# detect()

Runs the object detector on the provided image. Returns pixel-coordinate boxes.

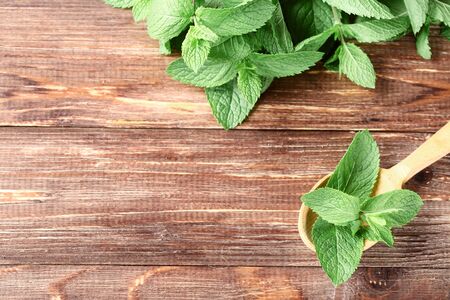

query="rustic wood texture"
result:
[1,0,450,298]
[0,0,449,131]
[0,266,448,300]
[0,128,448,267]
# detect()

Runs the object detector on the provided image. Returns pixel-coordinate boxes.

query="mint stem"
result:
[331,7,341,25]
[331,7,346,44]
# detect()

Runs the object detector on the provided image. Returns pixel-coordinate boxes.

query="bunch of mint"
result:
[300,130,424,286]
[104,0,450,129]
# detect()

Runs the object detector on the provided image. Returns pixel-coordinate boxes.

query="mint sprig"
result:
[301,130,424,286]
[104,0,450,129]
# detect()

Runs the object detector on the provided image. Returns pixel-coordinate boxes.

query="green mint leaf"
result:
[404,0,429,34]
[196,0,276,36]
[104,0,135,8]
[365,214,386,226]
[167,58,238,88]
[342,15,411,43]
[282,0,334,43]
[430,0,450,27]
[302,187,360,225]
[159,40,172,55]
[195,0,206,9]
[442,26,450,40]
[248,51,323,77]
[326,130,380,199]
[261,76,274,93]
[324,47,341,72]
[364,208,400,217]
[323,0,393,19]
[416,18,432,59]
[204,0,245,8]
[295,28,335,51]
[237,65,262,103]
[312,218,364,286]
[361,190,424,227]
[257,0,294,54]
[349,220,362,236]
[182,27,212,72]
[362,220,394,247]
[338,43,376,88]
[210,35,254,62]
[189,25,220,42]
[132,0,152,22]
[206,79,258,129]
[378,0,408,16]
[147,0,194,41]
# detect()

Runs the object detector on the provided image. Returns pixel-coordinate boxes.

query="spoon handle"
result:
[390,121,450,184]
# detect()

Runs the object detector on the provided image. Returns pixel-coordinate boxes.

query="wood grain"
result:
[0,0,449,131]
[0,128,448,266]
[0,266,448,299]
[1,0,450,297]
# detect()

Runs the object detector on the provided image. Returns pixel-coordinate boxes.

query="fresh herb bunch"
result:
[301,130,424,286]
[104,0,450,129]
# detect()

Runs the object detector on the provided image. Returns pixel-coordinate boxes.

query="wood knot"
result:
[412,167,433,185]
[363,268,401,293]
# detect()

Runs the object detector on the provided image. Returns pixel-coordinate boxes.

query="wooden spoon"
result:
[298,122,450,252]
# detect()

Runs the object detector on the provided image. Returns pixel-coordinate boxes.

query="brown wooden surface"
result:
[0,266,448,300]
[1,0,450,131]
[0,0,449,299]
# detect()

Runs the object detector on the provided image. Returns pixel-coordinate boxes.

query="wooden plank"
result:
[0,0,449,131]
[0,128,448,266]
[0,265,448,299]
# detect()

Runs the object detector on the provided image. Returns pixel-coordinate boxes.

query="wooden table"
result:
[0,1,449,299]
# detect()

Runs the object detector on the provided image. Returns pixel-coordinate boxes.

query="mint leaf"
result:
[132,0,151,22]
[430,0,450,27]
[167,58,238,88]
[349,220,362,235]
[188,24,220,42]
[361,190,424,227]
[324,47,341,72]
[302,187,360,225]
[257,0,294,54]
[312,218,364,286]
[365,214,386,226]
[362,220,394,247]
[182,26,212,72]
[364,208,400,217]
[282,0,334,43]
[196,0,276,36]
[338,43,376,88]
[204,0,245,8]
[147,0,194,41]
[237,65,262,103]
[323,0,394,19]
[104,0,135,8]
[342,15,411,43]
[416,18,432,59]
[442,26,450,40]
[209,35,254,62]
[261,76,274,93]
[295,28,335,51]
[404,0,429,34]
[159,40,172,55]
[326,130,379,199]
[248,51,323,77]
[206,79,258,129]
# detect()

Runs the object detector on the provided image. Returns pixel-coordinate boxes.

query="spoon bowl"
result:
[298,122,450,252]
